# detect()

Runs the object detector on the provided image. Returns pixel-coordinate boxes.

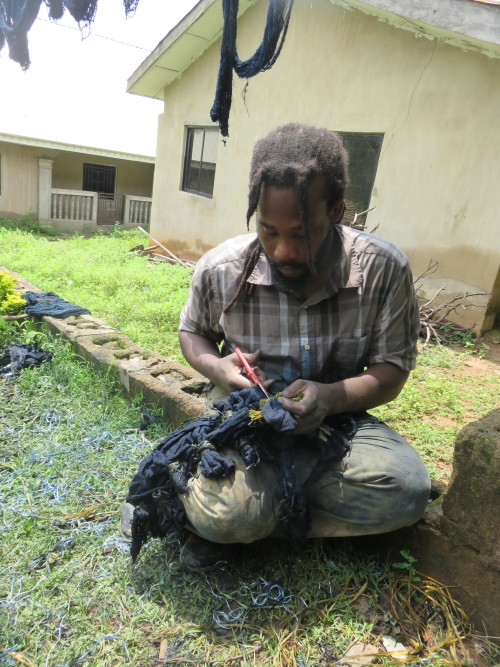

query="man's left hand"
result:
[280,380,333,434]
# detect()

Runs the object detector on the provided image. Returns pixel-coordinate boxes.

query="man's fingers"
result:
[282,380,307,399]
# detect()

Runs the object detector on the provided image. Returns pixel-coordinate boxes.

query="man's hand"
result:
[178,331,268,394]
[213,349,268,394]
[280,380,333,434]
[280,363,410,435]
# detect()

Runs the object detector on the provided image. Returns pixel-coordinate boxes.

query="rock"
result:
[386,409,500,637]
[441,408,500,562]
[342,642,379,666]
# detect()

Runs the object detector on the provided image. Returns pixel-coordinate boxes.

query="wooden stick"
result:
[140,244,160,254]
[137,226,189,268]
[149,253,176,264]
[2,313,28,321]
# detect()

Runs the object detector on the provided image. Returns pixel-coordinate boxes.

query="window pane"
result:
[190,130,204,162]
[202,130,218,166]
[340,133,383,214]
[182,128,218,197]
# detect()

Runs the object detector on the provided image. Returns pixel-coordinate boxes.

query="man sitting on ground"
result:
[124,123,430,570]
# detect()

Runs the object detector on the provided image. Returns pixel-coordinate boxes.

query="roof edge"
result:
[0,132,155,162]
[127,0,218,96]
[330,0,500,57]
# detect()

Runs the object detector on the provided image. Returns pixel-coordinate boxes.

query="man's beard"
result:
[264,225,336,295]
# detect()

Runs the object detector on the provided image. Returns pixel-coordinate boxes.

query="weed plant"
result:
[0,323,496,665]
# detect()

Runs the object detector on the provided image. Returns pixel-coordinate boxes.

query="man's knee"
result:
[180,451,278,544]
[308,422,431,535]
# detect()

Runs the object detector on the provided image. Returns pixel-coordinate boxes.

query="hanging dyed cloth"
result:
[0,0,140,69]
[210,0,295,137]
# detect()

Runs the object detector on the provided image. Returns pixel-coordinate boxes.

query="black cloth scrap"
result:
[22,291,90,318]
[0,343,52,377]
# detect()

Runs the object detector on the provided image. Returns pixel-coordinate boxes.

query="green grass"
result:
[1,220,498,665]
[0,223,191,363]
[1,220,497,483]
[1,325,495,666]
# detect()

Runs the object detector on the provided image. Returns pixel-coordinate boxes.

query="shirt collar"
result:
[247,248,273,285]
[329,225,363,293]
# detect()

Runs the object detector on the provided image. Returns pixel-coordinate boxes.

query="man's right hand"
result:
[215,349,267,393]
[178,331,267,394]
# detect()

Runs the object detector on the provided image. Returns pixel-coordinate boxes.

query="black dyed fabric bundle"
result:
[22,291,90,319]
[0,343,52,377]
[0,0,140,69]
[126,387,356,561]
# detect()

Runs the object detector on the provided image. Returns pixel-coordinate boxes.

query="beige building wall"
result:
[0,140,154,227]
[151,0,500,330]
[0,142,39,218]
[52,154,154,196]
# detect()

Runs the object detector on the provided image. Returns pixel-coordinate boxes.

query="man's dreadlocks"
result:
[224,123,349,313]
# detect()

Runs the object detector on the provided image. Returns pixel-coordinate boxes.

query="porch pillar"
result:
[123,195,131,225]
[38,158,54,221]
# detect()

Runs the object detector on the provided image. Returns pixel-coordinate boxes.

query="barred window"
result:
[83,163,116,194]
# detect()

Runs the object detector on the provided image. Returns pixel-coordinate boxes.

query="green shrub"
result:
[0,270,25,314]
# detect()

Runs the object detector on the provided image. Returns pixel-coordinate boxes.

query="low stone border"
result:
[1,266,206,425]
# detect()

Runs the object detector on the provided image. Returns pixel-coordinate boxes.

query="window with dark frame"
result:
[339,133,383,216]
[182,128,218,197]
[83,163,116,194]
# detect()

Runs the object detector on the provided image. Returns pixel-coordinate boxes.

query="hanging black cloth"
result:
[210,0,294,137]
[0,0,140,69]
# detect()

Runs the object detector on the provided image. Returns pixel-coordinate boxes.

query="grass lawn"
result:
[0,220,499,665]
[1,326,496,666]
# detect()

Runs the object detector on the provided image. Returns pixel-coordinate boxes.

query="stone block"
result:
[441,409,500,560]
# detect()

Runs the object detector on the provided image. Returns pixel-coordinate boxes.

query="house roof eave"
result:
[126,0,257,101]
[330,0,500,58]
[0,132,155,163]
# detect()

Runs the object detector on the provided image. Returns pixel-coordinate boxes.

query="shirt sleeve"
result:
[179,259,224,344]
[368,258,420,371]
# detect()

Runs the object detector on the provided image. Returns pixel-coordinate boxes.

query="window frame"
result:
[182,126,218,198]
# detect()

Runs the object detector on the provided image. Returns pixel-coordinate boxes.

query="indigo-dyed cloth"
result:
[22,291,90,318]
[0,344,52,377]
[126,387,354,561]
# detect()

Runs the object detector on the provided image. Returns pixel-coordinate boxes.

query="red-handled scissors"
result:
[234,347,271,399]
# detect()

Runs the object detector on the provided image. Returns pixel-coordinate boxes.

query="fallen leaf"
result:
[159,638,169,661]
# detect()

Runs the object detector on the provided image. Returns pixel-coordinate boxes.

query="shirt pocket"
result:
[326,333,371,381]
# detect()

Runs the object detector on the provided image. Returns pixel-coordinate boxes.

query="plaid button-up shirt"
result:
[179,225,419,390]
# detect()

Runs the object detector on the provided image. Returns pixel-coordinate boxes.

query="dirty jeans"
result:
[179,388,431,544]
